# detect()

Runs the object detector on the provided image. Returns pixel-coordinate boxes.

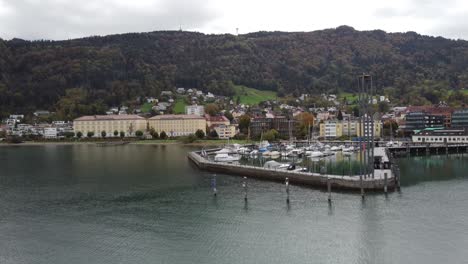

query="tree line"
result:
[1,26,468,119]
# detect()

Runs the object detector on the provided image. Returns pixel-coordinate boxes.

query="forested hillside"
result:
[1,25,468,118]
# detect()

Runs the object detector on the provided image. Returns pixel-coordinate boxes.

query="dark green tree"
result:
[135,130,144,137]
[160,131,168,139]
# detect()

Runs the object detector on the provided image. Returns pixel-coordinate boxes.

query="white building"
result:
[185,105,205,116]
[43,127,58,139]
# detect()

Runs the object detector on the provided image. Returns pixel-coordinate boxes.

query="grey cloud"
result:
[429,14,468,40]
[0,0,218,40]
[374,0,458,18]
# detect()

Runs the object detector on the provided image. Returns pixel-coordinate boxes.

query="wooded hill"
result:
[1,25,468,119]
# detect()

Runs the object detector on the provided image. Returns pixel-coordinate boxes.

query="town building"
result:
[43,127,58,139]
[412,128,468,143]
[185,105,205,116]
[451,108,468,128]
[33,110,50,117]
[400,106,453,134]
[356,117,383,139]
[319,120,343,138]
[213,124,237,139]
[148,115,206,137]
[319,118,382,139]
[73,115,147,137]
[250,117,296,139]
[205,115,230,127]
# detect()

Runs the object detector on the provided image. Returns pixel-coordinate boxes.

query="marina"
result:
[189,142,396,192]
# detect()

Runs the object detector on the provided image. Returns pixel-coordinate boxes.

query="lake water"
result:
[1,144,467,264]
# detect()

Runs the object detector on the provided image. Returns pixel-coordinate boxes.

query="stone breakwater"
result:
[188,148,395,192]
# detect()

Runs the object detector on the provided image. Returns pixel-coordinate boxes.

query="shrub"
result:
[87,131,95,138]
[76,131,83,138]
[63,132,75,139]
[195,129,205,139]
[120,131,125,138]
[208,130,219,139]
[160,131,167,139]
[101,131,107,138]
[114,130,119,137]
[135,130,144,137]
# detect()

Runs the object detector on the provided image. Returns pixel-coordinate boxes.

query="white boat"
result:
[323,149,334,156]
[291,148,304,156]
[269,151,281,157]
[215,148,232,154]
[237,147,251,155]
[214,153,241,162]
[263,160,289,169]
[330,146,341,151]
[307,151,324,158]
[258,140,270,149]
[249,150,259,157]
[342,146,355,152]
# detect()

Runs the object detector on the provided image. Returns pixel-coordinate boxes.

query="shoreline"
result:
[0,139,252,147]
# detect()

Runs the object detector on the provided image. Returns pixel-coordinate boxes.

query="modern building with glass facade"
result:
[451,108,468,128]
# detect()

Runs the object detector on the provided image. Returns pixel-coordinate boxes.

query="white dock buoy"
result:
[327,177,332,203]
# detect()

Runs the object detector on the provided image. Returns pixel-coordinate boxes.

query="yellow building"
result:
[356,119,382,138]
[320,120,344,138]
[73,115,147,137]
[319,119,381,139]
[148,115,206,137]
[214,124,237,139]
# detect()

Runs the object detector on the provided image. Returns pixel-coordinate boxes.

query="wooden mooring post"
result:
[327,177,332,203]
[242,176,248,201]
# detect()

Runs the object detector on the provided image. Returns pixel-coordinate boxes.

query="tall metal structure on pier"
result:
[357,74,375,195]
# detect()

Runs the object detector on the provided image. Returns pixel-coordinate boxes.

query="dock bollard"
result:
[211,174,217,196]
[285,177,290,204]
[243,176,248,201]
[327,177,332,203]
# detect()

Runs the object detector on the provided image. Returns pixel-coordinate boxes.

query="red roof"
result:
[205,114,229,122]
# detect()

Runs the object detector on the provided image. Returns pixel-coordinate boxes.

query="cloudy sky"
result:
[0,0,467,40]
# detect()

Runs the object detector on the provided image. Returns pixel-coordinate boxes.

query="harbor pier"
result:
[188,147,395,192]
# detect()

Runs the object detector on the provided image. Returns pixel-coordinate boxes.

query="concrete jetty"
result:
[188,148,395,192]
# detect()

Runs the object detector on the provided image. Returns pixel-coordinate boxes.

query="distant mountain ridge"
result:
[1,25,468,116]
